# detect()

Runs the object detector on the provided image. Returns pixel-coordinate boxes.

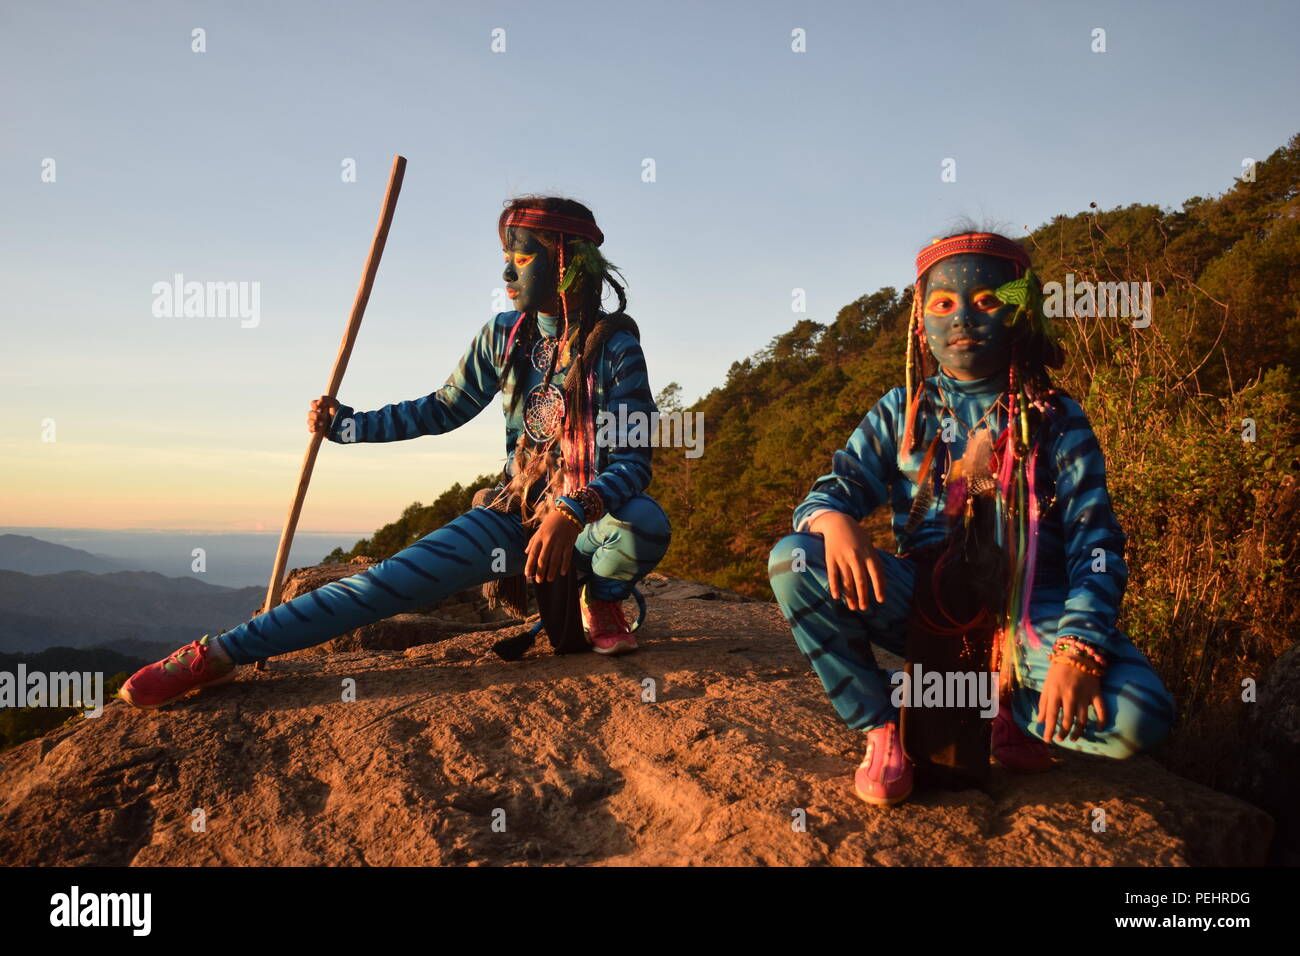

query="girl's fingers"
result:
[866,551,887,605]
[1091,694,1108,728]
[827,557,842,602]
[1036,689,1057,733]
[1059,695,1077,741]
[1052,704,1066,741]
[849,558,869,612]
[1062,694,1078,740]
[833,560,850,609]
[524,537,540,581]
[1072,700,1090,740]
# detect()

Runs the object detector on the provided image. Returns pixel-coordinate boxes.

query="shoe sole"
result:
[118,669,237,710]
[592,638,638,656]
[854,780,913,807]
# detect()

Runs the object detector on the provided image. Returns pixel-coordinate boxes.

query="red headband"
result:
[915,233,1030,278]
[501,207,604,246]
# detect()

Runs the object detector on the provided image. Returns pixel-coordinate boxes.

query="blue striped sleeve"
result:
[792,388,905,530]
[327,316,506,444]
[587,330,654,515]
[1048,398,1127,656]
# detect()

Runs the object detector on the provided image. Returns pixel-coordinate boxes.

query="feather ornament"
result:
[904,434,941,534]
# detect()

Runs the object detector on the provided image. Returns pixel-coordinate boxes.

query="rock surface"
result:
[0,572,1274,866]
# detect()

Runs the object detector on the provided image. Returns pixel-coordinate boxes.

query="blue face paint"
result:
[503,226,556,315]
[921,254,1018,380]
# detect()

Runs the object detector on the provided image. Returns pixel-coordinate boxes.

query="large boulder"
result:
[0,577,1273,866]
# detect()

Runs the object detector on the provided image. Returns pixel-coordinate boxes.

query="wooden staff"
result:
[257,155,407,665]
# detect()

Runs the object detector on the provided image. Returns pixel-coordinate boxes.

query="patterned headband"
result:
[915,233,1031,278]
[501,208,604,246]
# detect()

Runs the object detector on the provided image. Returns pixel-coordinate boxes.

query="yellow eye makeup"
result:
[502,251,537,268]
[926,292,956,315]
[926,290,1003,315]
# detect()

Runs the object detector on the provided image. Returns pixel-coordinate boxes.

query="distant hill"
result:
[0,569,262,654]
[0,534,129,575]
[0,646,149,676]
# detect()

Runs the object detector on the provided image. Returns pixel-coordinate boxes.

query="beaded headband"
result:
[500,207,604,246]
[915,232,1030,278]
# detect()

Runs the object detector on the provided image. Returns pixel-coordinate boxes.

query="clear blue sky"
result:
[3,0,1297,532]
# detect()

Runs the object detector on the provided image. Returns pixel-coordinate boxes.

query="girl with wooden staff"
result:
[120,195,670,708]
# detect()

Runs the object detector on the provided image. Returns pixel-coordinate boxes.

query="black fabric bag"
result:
[899,543,998,789]
[471,485,591,660]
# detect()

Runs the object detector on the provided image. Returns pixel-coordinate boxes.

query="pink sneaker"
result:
[118,635,237,709]
[580,592,638,655]
[991,699,1055,772]
[854,721,914,807]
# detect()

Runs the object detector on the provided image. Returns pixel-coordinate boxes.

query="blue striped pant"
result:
[768,532,1175,758]
[217,494,671,664]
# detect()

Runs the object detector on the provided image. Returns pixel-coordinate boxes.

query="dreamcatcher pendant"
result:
[523,383,565,442]
[530,335,558,374]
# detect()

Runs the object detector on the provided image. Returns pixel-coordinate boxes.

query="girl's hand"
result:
[524,510,582,583]
[308,396,340,435]
[808,511,886,612]
[1036,658,1107,742]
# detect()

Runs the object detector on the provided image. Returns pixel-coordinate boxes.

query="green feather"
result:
[559,240,608,293]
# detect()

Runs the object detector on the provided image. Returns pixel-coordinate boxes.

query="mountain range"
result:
[0,534,263,658]
[0,534,131,575]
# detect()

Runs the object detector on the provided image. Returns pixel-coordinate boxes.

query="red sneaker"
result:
[118,635,237,709]
[854,721,914,807]
[991,699,1055,772]
[580,592,638,655]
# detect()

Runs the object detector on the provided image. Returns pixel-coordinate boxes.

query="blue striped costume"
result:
[217,311,670,664]
[768,370,1174,758]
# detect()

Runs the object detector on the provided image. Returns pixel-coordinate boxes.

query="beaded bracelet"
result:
[1053,638,1106,668]
[555,505,584,530]
[569,486,606,523]
[1056,635,1103,657]
[1048,651,1104,679]
[1055,636,1107,668]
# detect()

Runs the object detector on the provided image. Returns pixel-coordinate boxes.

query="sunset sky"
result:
[3,0,1297,533]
